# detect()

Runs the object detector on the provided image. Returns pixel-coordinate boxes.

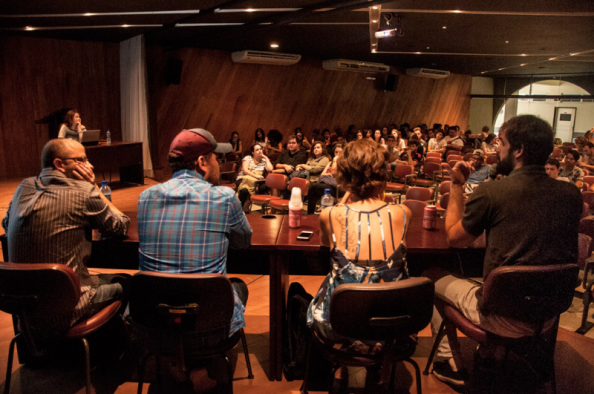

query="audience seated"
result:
[137,128,252,389]
[545,158,570,182]
[428,129,447,155]
[579,141,594,172]
[2,138,130,331]
[307,143,344,214]
[293,141,330,182]
[560,149,584,189]
[307,138,412,389]
[466,150,491,189]
[295,127,311,151]
[273,134,308,177]
[424,115,582,387]
[481,133,498,155]
[267,129,283,154]
[443,127,464,159]
[394,139,422,168]
[236,143,274,211]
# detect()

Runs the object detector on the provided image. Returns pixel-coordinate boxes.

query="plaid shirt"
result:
[138,170,252,335]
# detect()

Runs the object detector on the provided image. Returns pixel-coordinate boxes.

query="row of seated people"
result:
[2,118,583,393]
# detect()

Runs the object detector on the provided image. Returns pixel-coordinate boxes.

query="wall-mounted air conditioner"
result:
[231,50,301,65]
[322,59,390,73]
[405,68,450,79]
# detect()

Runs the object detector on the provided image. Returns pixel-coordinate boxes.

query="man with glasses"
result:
[2,138,130,331]
[273,134,308,175]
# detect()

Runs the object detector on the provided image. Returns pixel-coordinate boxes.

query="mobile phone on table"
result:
[297,231,314,241]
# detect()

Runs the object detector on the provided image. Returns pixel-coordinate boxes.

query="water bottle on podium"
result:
[100,180,112,202]
[288,187,302,228]
[320,189,334,211]
[106,129,111,145]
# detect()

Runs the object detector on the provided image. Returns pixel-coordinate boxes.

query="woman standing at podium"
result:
[58,109,86,141]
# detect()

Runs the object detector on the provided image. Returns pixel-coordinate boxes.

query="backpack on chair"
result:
[283,282,314,381]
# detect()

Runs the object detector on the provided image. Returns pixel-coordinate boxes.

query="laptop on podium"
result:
[80,130,100,146]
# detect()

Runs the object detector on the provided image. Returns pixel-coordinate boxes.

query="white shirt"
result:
[444,135,464,147]
[428,138,447,151]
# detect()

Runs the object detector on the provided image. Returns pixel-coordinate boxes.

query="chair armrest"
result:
[583,256,594,289]
[405,174,417,186]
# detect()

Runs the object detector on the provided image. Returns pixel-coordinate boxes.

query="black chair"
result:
[0,262,122,394]
[128,272,254,394]
[301,278,435,394]
[424,264,578,394]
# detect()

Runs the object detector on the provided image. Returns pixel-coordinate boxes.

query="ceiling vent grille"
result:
[322,59,390,73]
[231,50,301,65]
[406,68,450,79]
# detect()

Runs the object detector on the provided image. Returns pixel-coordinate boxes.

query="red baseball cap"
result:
[169,128,232,161]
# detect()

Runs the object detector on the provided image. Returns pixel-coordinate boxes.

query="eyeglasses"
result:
[61,156,88,163]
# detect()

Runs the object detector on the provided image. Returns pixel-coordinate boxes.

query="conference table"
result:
[1,211,452,381]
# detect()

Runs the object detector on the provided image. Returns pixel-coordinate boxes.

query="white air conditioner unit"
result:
[405,68,450,79]
[231,50,301,65]
[322,59,390,73]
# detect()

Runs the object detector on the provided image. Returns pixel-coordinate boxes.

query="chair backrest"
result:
[579,215,594,252]
[426,152,441,159]
[287,177,310,197]
[447,154,463,162]
[447,159,460,169]
[0,262,80,316]
[578,233,592,270]
[265,173,288,190]
[439,193,450,210]
[551,148,562,159]
[422,162,442,177]
[268,152,280,163]
[393,165,414,183]
[584,176,594,189]
[425,157,441,164]
[402,200,428,218]
[481,264,578,323]
[329,278,434,342]
[583,202,590,218]
[584,183,590,192]
[562,142,576,147]
[405,186,433,201]
[384,194,396,203]
[582,191,594,210]
[486,155,499,165]
[439,181,451,196]
[129,272,234,333]
[220,161,236,173]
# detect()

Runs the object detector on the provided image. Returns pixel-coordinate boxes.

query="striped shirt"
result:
[2,168,130,331]
[137,170,252,336]
[236,155,267,181]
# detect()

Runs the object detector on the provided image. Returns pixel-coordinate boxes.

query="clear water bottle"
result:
[320,189,334,211]
[100,180,112,201]
[106,129,111,145]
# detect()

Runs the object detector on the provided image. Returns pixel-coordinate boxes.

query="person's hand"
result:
[262,155,269,162]
[72,162,95,185]
[295,164,303,171]
[285,164,294,173]
[451,161,471,185]
[256,174,264,180]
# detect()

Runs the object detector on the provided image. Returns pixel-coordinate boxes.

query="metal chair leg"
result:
[137,353,151,394]
[225,356,234,394]
[423,320,446,375]
[4,334,19,394]
[577,289,592,334]
[405,357,423,394]
[300,338,313,394]
[81,337,91,394]
[239,329,254,379]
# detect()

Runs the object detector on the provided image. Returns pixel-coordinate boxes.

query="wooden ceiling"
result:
[1,0,594,77]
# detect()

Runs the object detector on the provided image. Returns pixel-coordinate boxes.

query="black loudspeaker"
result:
[384,74,398,91]
[165,58,183,85]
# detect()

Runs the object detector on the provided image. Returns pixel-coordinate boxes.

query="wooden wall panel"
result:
[0,36,121,179]
[148,47,472,173]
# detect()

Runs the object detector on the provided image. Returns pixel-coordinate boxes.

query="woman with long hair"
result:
[295,128,312,150]
[267,129,283,154]
[373,129,385,146]
[481,134,498,155]
[306,139,411,388]
[306,143,344,214]
[58,109,86,141]
[294,141,330,182]
[228,131,242,154]
[254,128,268,145]
[236,143,273,212]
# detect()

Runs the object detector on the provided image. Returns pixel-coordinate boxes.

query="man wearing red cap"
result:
[137,128,252,390]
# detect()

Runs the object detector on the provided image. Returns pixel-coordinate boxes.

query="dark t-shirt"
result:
[462,165,582,282]
[399,150,422,165]
[274,149,308,168]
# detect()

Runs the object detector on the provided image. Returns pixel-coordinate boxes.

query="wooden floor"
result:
[1,178,594,393]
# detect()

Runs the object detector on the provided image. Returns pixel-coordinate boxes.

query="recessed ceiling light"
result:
[84,13,94,16]
[499,68,504,70]
[481,71,486,74]
[452,10,462,13]
[25,26,34,30]
[521,54,526,56]
[520,64,527,66]
[372,49,376,53]
[549,57,556,60]
[442,26,447,29]
[372,6,378,9]
[426,47,430,49]
[246,8,255,12]
[270,43,279,48]
[570,53,578,56]
[416,52,421,54]
[372,43,376,46]
[505,41,509,44]
[372,20,377,23]
[122,24,129,27]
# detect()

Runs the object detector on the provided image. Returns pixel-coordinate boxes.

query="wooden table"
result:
[85,142,144,185]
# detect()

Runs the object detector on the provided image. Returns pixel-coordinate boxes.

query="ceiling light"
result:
[372,6,378,9]
[505,41,509,44]
[122,24,129,27]
[25,26,34,30]
[372,43,376,46]
[372,49,376,53]
[375,29,398,38]
[549,57,557,60]
[270,43,279,48]
[521,54,526,56]
[499,68,504,70]
[426,47,430,49]
[416,52,421,54]
[481,71,486,74]
[521,64,527,66]
[246,8,255,12]
[442,26,447,29]
[84,13,94,16]
[372,20,377,23]
[452,10,462,13]
[570,53,578,56]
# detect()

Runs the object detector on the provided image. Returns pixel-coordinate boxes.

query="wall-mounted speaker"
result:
[384,74,398,91]
[165,58,183,85]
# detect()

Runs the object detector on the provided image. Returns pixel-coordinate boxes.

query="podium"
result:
[36,108,72,140]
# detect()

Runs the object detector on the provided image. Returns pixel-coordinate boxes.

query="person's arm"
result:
[262,155,274,173]
[268,142,283,154]
[302,139,312,150]
[72,161,126,216]
[58,124,67,138]
[446,162,480,247]
[227,193,253,250]
[319,206,332,248]
[448,138,464,151]
[309,157,329,174]
[2,200,11,232]
[242,158,264,180]
[320,161,333,176]
[575,169,584,189]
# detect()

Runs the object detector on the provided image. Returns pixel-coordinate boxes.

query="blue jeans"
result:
[89,273,130,315]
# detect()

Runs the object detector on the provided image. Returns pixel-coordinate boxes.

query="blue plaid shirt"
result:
[138,170,252,335]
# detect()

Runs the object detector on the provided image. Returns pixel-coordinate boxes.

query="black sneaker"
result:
[432,360,466,387]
